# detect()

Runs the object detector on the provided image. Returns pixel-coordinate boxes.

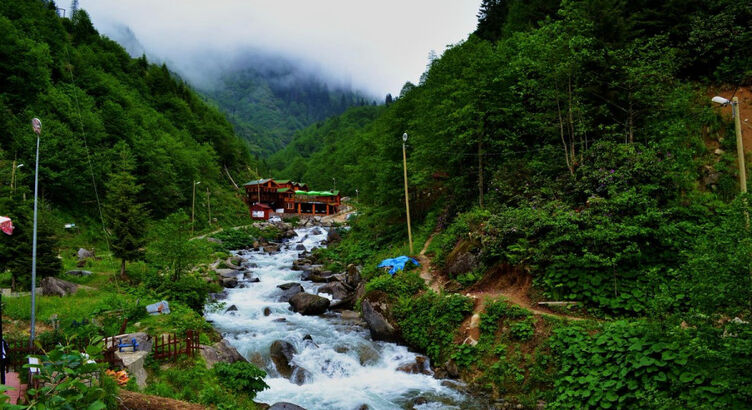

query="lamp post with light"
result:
[402,132,413,255]
[712,96,746,193]
[29,118,42,347]
[191,180,201,235]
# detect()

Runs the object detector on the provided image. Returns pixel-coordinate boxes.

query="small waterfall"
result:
[206,227,483,410]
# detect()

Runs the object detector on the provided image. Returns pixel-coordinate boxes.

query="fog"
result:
[78,0,482,96]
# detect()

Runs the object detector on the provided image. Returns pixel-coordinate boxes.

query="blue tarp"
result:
[377,256,420,275]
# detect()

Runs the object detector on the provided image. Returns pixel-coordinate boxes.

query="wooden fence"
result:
[152,330,200,361]
[5,337,121,372]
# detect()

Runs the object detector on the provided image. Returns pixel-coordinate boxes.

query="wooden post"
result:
[312,203,316,215]
[733,97,747,193]
[298,203,301,215]
[402,137,414,255]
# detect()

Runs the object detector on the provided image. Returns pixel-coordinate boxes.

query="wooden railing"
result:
[152,330,200,361]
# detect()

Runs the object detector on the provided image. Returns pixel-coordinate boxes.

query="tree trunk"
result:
[478,139,484,208]
[556,93,574,176]
[567,76,577,166]
[120,258,127,280]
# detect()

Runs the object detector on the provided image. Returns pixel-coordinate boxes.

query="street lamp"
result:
[712,96,746,193]
[402,132,413,254]
[191,181,201,235]
[29,118,41,347]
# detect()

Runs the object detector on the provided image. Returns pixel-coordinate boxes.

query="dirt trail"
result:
[416,234,584,344]
[417,233,442,292]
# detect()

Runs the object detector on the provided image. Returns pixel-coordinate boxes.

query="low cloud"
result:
[78,0,481,96]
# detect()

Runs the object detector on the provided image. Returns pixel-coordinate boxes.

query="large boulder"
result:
[200,339,246,369]
[41,277,79,296]
[77,248,95,261]
[104,332,153,353]
[270,340,297,378]
[222,278,238,288]
[115,350,148,388]
[65,270,92,277]
[345,264,362,288]
[289,293,330,315]
[317,282,351,300]
[397,355,432,375]
[326,229,341,244]
[277,282,304,302]
[290,366,312,385]
[361,293,399,342]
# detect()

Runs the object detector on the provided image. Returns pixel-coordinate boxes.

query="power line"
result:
[62,45,111,255]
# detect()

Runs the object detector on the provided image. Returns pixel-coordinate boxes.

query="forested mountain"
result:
[199,59,376,157]
[0,1,255,283]
[274,1,752,405]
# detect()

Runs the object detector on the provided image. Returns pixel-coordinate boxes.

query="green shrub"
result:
[394,292,473,362]
[365,271,425,299]
[451,344,479,368]
[213,362,269,398]
[510,319,535,341]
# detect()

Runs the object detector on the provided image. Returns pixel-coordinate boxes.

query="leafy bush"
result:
[451,344,479,368]
[549,320,752,408]
[26,340,119,410]
[509,319,535,341]
[480,299,531,336]
[394,292,473,362]
[365,272,425,299]
[213,361,269,398]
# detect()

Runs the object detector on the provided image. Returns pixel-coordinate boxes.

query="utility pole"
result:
[191,180,200,235]
[478,140,484,208]
[733,97,747,193]
[207,186,211,226]
[29,118,42,347]
[402,132,414,255]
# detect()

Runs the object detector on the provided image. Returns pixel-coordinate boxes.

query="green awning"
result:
[295,190,339,197]
[277,187,291,193]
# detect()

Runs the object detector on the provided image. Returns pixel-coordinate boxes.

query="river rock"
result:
[311,228,323,235]
[222,278,238,288]
[263,307,272,316]
[65,270,92,277]
[317,282,351,300]
[357,344,379,366]
[290,366,312,385]
[269,403,306,410]
[361,296,399,342]
[264,244,281,253]
[445,359,459,379]
[217,269,241,279]
[326,229,341,244]
[270,340,297,378]
[397,355,432,375]
[200,339,246,369]
[77,248,95,261]
[345,264,362,288]
[295,244,306,251]
[277,282,304,302]
[41,277,79,296]
[225,304,238,313]
[289,292,330,315]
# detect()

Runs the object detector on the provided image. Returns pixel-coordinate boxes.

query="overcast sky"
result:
[78,0,482,96]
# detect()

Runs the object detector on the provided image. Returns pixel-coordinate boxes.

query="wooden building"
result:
[250,203,273,220]
[244,178,341,218]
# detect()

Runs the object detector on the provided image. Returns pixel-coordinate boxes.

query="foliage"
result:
[509,319,536,341]
[26,340,119,410]
[394,292,473,362]
[147,212,212,281]
[105,141,148,277]
[451,344,479,368]
[211,225,280,251]
[549,320,752,408]
[213,361,269,398]
[365,272,425,299]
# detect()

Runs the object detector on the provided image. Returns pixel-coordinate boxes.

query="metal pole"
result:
[733,97,747,193]
[402,134,414,255]
[207,186,211,226]
[30,132,40,347]
[191,181,196,235]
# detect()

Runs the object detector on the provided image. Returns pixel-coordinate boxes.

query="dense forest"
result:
[0,1,257,286]
[273,0,752,407]
[200,59,376,157]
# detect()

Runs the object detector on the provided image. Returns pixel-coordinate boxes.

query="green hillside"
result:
[273,0,752,406]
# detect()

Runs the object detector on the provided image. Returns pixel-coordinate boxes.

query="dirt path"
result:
[417,233,442,292]
[416,234,584,341]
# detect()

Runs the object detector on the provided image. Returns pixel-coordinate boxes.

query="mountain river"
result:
[206,226,489,409]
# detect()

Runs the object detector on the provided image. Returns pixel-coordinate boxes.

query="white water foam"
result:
[206,227,483,410]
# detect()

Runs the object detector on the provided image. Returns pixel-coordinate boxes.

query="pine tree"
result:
[70,0,79,16]
[105,142,148,279]
[385,93,393,106]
